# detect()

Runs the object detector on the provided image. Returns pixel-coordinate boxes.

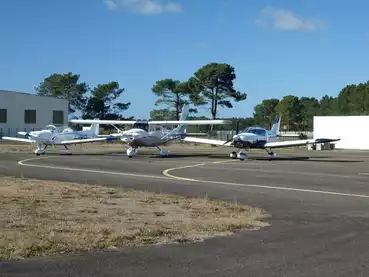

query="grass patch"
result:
[0,176,269,260]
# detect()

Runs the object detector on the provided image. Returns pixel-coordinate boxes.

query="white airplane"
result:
[182,115,341,161]
[70,105,229,158]
[1,123,116,155]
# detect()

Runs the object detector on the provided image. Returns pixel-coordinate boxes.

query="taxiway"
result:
[1,148,369,277]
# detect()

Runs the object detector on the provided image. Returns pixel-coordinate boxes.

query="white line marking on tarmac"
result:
[358,173,369,176]
[18,157,172,180]
[195,165,361,179]
[17,157,369,199]
[162,162,369,199]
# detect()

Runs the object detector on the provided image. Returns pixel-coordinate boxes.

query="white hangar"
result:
[0,90,68,137]
[314,115,369,150]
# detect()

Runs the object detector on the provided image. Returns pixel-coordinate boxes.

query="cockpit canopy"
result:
[244,127,267,136]
[133,121,149,132]
[44,125,57,132]
[43,125,73,133]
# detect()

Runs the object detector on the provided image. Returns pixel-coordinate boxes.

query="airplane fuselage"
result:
[30,130,98,145]
[120,128,171,147]
[232,130,278,149]
[119,128,186,148]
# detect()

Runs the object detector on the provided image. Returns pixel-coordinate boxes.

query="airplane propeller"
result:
[224,120,240,145]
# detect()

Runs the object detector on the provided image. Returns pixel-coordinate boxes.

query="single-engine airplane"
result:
[182,115,341,161]
[70,105,228,158]
[1,123,115,155]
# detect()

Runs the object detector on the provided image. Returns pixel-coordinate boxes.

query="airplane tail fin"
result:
[89,121,100,136]
[270,115,281,135]
[174,104,189,135]
[161,104,189,140]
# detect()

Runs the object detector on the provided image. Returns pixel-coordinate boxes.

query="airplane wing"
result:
[1,137,36,143]
[70,119,229,125]
[183,137,341,149]
[59,137,117,145]
[182,137,233,146]
[264,138,341,149]
[148,120,229,125]
[70,119,137,125]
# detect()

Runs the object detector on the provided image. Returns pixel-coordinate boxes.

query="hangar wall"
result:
[0,90,69,137]
[313,116,369,150]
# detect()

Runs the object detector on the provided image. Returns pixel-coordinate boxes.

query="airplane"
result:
[70,105,229,158]
[1,123,116,155]
[182,115,341,161]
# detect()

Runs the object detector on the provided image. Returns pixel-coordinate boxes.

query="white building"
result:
[313,115,369,150]
[0,90,68,137]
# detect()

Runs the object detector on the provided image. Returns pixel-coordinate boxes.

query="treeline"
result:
[34,66,369,132]
[186,81,369,133]
[35,62,247,126]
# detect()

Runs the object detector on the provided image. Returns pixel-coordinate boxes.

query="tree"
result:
[35,72,88,114]
[83,81,130,119]
[185,63,247,120]
[336,82,369,115]
[253,98,279,128]
[299,97,320,130]
[151,79,196,120]
[319,95,339,116]
[150,109,176,120]
[275,95,301,131]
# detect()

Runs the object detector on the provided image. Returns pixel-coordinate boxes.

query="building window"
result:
[24,110,36,124]
[0,109,6,123]
[53,110,64,125]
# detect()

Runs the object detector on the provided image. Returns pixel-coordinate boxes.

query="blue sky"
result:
[1,0,369,119]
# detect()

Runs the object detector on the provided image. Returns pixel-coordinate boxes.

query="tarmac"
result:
[1,147,369,277]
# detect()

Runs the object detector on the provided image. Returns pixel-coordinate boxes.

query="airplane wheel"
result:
[159,149,169,157]
[230,152,237,159]
[36,153,40,156]
[268,152,276,160]
[237,152,247,161]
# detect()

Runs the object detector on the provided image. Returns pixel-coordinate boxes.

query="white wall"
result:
[314,116,369,150]
[0,90,68,137]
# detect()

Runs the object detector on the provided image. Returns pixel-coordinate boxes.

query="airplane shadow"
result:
[149,154,364,163]
[17,152,364,163]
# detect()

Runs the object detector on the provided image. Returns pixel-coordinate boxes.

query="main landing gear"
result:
[157,146,169,158]
[230,150,248,161]
[265,148,276,160]
[126,147,137,158]
[35,144,48,156]
[34,144,71,156]
[229,148,277,161]
[126,147,169,158]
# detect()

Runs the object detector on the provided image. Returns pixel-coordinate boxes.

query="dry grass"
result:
[0,176,269,260]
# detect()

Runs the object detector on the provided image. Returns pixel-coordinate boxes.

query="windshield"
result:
[133,122,149,132]
[44,125,57,132]
[244,128,266,136]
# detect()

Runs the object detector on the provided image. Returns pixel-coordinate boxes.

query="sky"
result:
[1,0,369,119]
